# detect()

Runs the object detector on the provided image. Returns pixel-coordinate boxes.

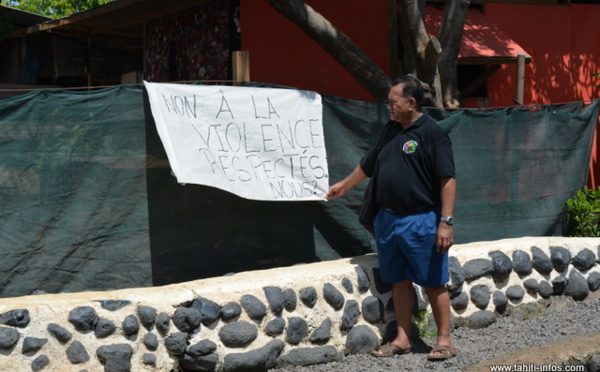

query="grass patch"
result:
[413,310,438,340]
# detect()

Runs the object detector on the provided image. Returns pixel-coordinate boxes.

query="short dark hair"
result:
[392,75,425,109]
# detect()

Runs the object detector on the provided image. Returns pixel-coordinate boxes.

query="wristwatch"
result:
[441,217,454,226]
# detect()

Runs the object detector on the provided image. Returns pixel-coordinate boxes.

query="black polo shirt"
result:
[360,115,455,210]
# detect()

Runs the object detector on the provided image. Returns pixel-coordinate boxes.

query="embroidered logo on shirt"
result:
[403,140,418,154]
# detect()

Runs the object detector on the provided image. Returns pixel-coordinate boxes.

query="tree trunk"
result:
[397,0,443,108]
[267,0,392,102]
[438,0,470,108]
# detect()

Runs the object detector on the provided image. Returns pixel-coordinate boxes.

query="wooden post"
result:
[52,35,58,85]
[87,35,92,88]
[515,53,525,106]
[143,21,147,81]
[232,51,250,83]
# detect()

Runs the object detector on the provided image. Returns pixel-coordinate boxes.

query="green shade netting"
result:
[0,84,597,297]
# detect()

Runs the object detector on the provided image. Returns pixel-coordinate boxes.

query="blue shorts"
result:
[373,208,449,287]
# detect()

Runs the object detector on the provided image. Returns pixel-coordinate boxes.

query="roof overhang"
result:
[424,5,532,65]
[0,5,51,28]
[8,0,212,51]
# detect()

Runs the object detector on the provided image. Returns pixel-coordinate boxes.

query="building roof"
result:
[424,5,532,65]
[1,5,51,28]
[8,0,212,51]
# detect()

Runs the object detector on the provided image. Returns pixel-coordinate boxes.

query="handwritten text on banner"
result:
[144,82,329,201]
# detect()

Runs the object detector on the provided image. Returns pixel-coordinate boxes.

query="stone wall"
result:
[0,237,599,372]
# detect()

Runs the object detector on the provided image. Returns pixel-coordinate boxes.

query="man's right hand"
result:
[326,164,368,201]
[326,182,347,200]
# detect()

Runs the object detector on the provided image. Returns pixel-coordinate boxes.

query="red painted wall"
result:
[485,4,600,187]
[486,4,600,106]
[239,0,389,102]
[241,2,600,186]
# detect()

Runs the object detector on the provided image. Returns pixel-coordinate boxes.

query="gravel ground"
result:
[269,296,600,372]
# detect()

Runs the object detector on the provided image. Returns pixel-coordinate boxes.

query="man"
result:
[327,75,457,360]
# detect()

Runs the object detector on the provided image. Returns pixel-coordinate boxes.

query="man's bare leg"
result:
[425,285,454,357]
[390,280,414,349]
[372,279,414,356]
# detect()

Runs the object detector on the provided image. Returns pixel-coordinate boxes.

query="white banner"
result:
[144,82,329,201]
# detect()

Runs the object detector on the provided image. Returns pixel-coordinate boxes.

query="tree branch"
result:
[267,0,392,102]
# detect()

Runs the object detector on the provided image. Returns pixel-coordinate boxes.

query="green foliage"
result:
[592,73,600,89]
[413,310,437,340]
[4,0,113,18]
[566,187,600,237]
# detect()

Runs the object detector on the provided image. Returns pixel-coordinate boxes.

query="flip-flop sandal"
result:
[427,345,457,360]
[371,342,411,357]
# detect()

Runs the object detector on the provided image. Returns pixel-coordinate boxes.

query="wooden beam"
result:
[458,56,531,65]
[91,0,213,34]
[484,0,563,5]
[10,0,212,37]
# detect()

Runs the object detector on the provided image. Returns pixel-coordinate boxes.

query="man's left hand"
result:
[436,223,453,253]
